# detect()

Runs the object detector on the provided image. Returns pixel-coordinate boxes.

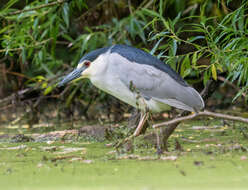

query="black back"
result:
[80,44,188,87]
[79,47,109,62]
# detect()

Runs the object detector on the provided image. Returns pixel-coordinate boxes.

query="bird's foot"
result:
[114,134,135,149]
[156,147,163,156]
[115,112,148,151]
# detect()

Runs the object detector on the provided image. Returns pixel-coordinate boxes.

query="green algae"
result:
[0,119,248,190]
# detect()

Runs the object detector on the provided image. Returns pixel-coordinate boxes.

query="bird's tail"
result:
[187,87,205,112]
[153,87,204,112]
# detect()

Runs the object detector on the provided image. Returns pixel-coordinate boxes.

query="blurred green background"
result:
[0,0,247,124]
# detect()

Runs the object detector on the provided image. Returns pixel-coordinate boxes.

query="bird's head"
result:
[58,60,91,87]
[58,47,109,87]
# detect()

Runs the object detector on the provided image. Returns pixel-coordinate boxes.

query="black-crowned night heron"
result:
[59,44,204,138]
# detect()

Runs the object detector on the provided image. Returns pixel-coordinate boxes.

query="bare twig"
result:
[76,0,108,22]
[156,79,220,151]
[3,71,31,79]
[76,0,153,23]
[128,0,133,15]
[143,0,155,9]
[2,0,67,17]
[0,88,32,105]
[182,4,198,15]
[221,0,229,14]
[51,155,77,162]
[218,76,246,98]
[200,79,221,100]
[153,110,248,128]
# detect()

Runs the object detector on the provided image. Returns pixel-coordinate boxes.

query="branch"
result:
[128,0,133,15]
[76,0,108,22]
[0,88,32,106]
[218,76,246,98]
[182,4,198,15]
[4,71,31,79]
[153,110,248,128]
[2,0,67,17]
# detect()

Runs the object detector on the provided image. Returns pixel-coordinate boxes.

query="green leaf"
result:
[150,37,164,55]
[192,52,197,66]
[203,71,210,86]
[172,12,181,26]
[142,8,160,18]
[188,36,205,43]
[41,63,54,77]
[62,2,70,28]
[172,39,177,56]
[162,20,170,30]
[149,31,170,41]
[129,17,135,39]
[133,18,146,43]
[233,87,246,102]
[40,29,48,40]
[211,64,217,80]
[62,34,74,42]
[43,86,53,95]
[1,0,19,14]
[66,85,80,107]
[21,47,26,64]
[182,68,191,78]
[180,54,190,76]
[159,0,163,16]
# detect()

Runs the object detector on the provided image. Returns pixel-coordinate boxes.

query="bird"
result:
[58,44,204,139]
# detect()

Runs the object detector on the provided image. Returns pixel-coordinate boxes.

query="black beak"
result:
[58,66,85,87]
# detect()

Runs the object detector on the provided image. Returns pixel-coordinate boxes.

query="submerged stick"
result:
[153,110,248,129]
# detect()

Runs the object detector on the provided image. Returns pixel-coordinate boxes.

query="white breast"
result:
[90,71,170,112]
[90,73,142,109]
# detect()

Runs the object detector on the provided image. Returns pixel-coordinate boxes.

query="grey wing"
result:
[112,55,204,111]
[110,55,160,97]
[118,63,163,100]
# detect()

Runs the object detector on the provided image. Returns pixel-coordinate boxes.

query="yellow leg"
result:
[133,112,149,137]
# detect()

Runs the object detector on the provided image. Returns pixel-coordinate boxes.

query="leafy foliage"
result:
[0,0,247,105]
[140,0,248,101]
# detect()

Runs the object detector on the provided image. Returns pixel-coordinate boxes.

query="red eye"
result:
[84,61,91,67]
